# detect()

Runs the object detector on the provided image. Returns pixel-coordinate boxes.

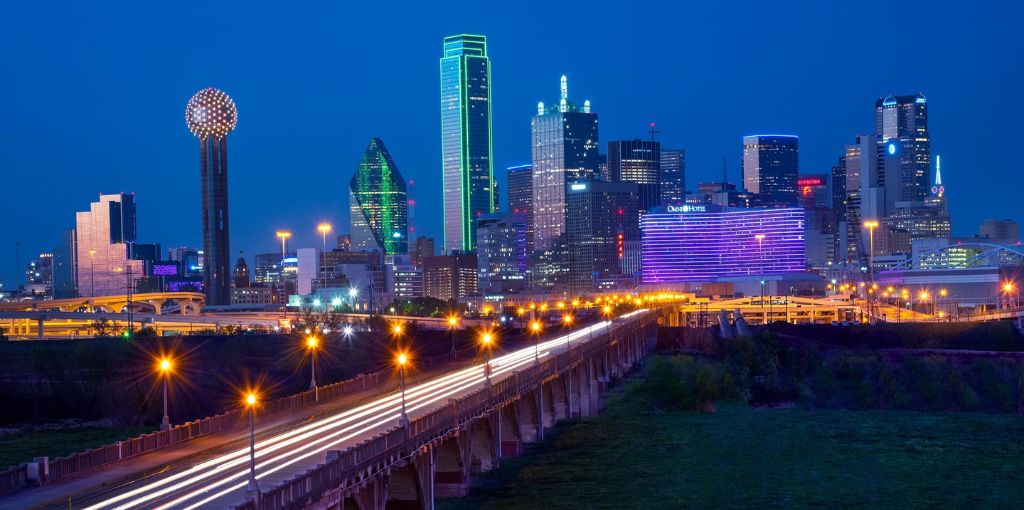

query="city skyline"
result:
[3,1,1022,286]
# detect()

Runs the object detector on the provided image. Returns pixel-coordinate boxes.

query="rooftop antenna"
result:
[408,179,417,242]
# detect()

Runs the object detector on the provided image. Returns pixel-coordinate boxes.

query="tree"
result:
[89,318,116,337]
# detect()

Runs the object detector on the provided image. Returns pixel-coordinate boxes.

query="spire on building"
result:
[932,155,945,197]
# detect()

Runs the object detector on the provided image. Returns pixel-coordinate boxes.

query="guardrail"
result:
[11,343,478,491]
[234,312,655,510]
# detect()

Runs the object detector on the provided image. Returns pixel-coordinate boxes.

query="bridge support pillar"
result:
[37,318,44,339]
[434,434,470,498]
[552,375,569,421]
[499,404,522,458]
[353,476,388,510]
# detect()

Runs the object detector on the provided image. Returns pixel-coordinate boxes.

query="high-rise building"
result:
[875,93,930,203]
[566,181,641,293]
[423,252,479,302]
[742,135,799,207]
[253,252,282,285]
[441,34,494,253]
[531,75,599,290]
[831,156,847,218]
[507,164,533,251]
[75,193,144,297]
[660,149,686,206]
[412,237,435,267]
[476,213,528,295]
[608,139,660,213]
[168,246,203,277]
[24,253,54,297]
[796,174,830,210]
[52,229,77,298]
[350,138,408,255]
[979,219,1020,245]
[642,205,806,283]
[185,87,237,305]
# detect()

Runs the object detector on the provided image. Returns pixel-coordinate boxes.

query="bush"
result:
[634,356,741,411]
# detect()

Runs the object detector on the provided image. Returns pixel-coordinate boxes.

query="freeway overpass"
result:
[0,309,659,509]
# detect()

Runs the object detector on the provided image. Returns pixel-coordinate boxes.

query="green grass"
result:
[0,426,151,468]
[440,389,1024,509]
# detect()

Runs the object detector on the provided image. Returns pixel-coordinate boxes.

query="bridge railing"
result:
[0,465,28,496]
[235,312,655,510]
[24,343,476,489]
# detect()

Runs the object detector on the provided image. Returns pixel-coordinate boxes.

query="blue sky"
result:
[2,0,1022,286]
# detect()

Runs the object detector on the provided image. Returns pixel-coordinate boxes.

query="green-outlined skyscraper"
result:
[440,34,494,253]
[350,138,408,255]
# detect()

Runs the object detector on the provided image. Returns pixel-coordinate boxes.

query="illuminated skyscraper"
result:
[507,164,533,251]
[608,139,660,212]
[441,34,494,253]
[875,93,930,202]
[660,149,686,206]
[350,138,408,255]
[531,75,599,290]
[185,87,237,305]
[74,193,144,297]
[742,135,799,207]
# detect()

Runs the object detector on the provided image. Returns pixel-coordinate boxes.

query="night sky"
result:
[3,1,1022,287]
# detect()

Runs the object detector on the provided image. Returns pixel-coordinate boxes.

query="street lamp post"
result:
[531,320,542,365]
[306,336,319,401]
[158,357,173,431]
[480,332,494,388]
[317,223,331,298]
[755,234,765,322]
[447,315,458,359]
[348,287,358,311]
[563,314,574,351]
[276,231,292,261]
[245,392,260,500]
[863,220,879,321]
[396,352,410,428]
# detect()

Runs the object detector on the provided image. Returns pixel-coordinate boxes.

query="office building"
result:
[74,193,144,298]
[390,259,424,301]
[412,237,435,266]
[507,164,533,251]
[52,229,77,298]
[979,219,1020,245]
[531,75,599,290]
[253,252,282,285]
[641,205,806,283]
[476,213,528,295]
[423,252,478,302]
[608,139,660,213]
[185,87,237,305]
[168,247,203,277]
[797,174,830,210]
[566,181,641,293]
[742,135,799,207]
[660,149,686,206]
[231,287,273,306]
[441,34,494,252]
[350,138,408,255]
[875,93,930,203]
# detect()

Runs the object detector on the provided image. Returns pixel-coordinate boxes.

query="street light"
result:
[348,287,358,311]
[244,391,260,500]
[396,352,410,427]
[480,332,494,387]
[1003,281,1017,309]
[157,357,173,431]
[317,223,332,299]
[275,231,292,261]
[447,315,459,359]
[755,233,766,310]
[530,321,543,364]
[306,336,319,401]
[863,220,879,319]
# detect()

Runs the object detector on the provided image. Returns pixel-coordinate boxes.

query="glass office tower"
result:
[742,135,799,207]
[350,138,409,255]
[74,193,144,297]
[440,34,494,253]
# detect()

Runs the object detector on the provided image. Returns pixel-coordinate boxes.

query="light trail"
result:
[79,314,641,509]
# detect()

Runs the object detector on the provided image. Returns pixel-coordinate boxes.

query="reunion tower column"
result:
[186,87,237,306]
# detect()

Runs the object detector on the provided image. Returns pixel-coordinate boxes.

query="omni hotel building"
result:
[641,204,806,284]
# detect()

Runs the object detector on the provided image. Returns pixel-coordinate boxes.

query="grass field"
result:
[0,426,151,468]
[439,387,1024,509]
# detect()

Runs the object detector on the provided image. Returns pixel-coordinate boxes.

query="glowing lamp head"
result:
[245,392,257,407]
[318,223,332,235]
[306,336,318,349]
[158,358,172,373]
[396,352,408,366]
[481,332,493,345]
[531,321,541,332]
[448,316,458,327]
[563,314,574,324]
[342,325,354,336]
[185,87,237,139]
[1004,282,1015,293]
[392,324,402,335]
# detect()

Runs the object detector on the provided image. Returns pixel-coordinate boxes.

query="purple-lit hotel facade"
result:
[641,205,806,283]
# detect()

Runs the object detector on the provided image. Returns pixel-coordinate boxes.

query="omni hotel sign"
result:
[666,205,707,213]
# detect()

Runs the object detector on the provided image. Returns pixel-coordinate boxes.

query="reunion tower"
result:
[186,87,237,306]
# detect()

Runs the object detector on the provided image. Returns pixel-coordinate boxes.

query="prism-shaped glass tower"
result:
[350,138,408,255]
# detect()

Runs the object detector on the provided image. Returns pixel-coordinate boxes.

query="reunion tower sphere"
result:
[185,87,237,138]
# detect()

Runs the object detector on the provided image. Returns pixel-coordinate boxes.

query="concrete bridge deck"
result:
[0,310,658,509]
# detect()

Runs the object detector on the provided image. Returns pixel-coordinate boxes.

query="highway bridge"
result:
[0,309,659,509]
